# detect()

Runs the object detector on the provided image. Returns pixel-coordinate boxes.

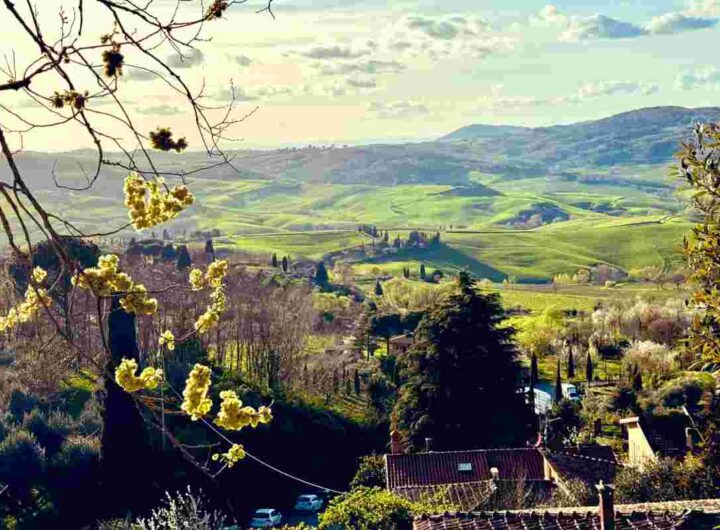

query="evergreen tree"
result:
[314,261,329,289]
[272,253,278,268]
[374,280,384,296]
[585,351,594,383]
[402,267,410,279]
[176,245,192,269]
[281,256,289,272]
[420,263,426,281]
[393,272,533,451]
[162,228,170,240]
[555,358,563,402]
[383,231,389,243]
[160,243,176,262]
[204,239,215,262]
[530,353,539,388]
[354,369,361,395]
[567,347,575,379]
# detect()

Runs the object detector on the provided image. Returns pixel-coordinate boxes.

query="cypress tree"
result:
[555,358,563,402]
[281,256,289,272]
[420,264,426,281]
[354,369,361,395]
[567,347,575,379]
[176,245,191,269]
[530,353,539,388]
[315,261,329,288]
[403,267,410,279]
[272,253,278,268]
[204,239,215,262]
[585,351,594,383]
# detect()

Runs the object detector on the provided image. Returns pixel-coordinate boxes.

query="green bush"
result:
[22,409,73,456]
[319,487,414,530]
[58,372,96,417]
[8,389,39,423]
[76,400,102,436]
[0,430,45,497]
[350,454,386,490]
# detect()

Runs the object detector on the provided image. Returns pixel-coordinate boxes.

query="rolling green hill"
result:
[1,106,710,282]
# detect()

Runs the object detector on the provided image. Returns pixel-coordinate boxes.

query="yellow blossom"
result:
[189,268,205,290]
[73,254,158,316]
[215,390,272,431]
[31,267,47,284]
[114,357,163,392]
[180,364,213,420]
[0,280,52,333]
[212,443,246,468]
[124,172,194,231]
[159,330,175,350]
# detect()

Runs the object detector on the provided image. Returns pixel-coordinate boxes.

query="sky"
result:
[2,0,720,149]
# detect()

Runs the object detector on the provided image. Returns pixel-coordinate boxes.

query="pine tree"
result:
[272,253,278,268]
[585,351,594,383]
[394,272,533,451]
[555,358,563,402]
[375,280,384,296]
[420,263,426,281]
[282,256,289,272]
[567,347,575,379]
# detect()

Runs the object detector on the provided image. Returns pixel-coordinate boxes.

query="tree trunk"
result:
[100,297,153,517]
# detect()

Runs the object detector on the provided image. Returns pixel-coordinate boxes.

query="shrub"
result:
[135,487,226,530]
[8,389,39,422]
[607,386,638,414]
[0,430,45,497]
[350,454,386,490]
[76,400,103,436]
[657,373,714,409]
[318,487,415,530]
[23,409,74,456]
[58,372,96,417]
[621,341,677,386]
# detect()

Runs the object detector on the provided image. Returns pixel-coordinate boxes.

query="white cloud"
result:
[559,13,646,42]
[316,59,406,76]
[299,45,369,60]
[405,15,491,40]
[676,66,720,89]
[646,12,717,34]
[167,48,204,69]
[368,101,429,119]
[478,81,659,111]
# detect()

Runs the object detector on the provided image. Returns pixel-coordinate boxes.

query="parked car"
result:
[249,509,283,528]
[294,494,323,512]
[562,383,580,402]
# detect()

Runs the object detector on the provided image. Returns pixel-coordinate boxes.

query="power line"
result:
[244,450,345,495]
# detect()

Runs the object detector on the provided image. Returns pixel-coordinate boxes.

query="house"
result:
[385,430,619,511]
[413,488,720,530]
[389,334,414,355]
[620,416,694,469]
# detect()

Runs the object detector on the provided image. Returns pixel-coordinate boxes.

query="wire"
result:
[164,379,346,495]
[243,450,345,495]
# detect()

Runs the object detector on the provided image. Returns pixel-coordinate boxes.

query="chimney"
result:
[390,427,402,454]
[685,427,694,452]
[596,481,615,530]
[425,437,433,453]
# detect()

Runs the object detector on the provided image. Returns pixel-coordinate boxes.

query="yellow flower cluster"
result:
[114,358,163,392]
[212,443,246,468]
[159,330,175,351]
[72,254,158,315]
[124,172,194,230]
[214,390,273,431]
[180,364,213,420]
[0,268,52,332]
[190,260,229,334]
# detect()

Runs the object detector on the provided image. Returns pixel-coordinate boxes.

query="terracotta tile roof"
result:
[413,508,720,530]
[542,446,619,488]
[386,449,545,490]
[394,481,498,511]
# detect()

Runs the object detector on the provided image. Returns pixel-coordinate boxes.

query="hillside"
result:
[1,106,709,281]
